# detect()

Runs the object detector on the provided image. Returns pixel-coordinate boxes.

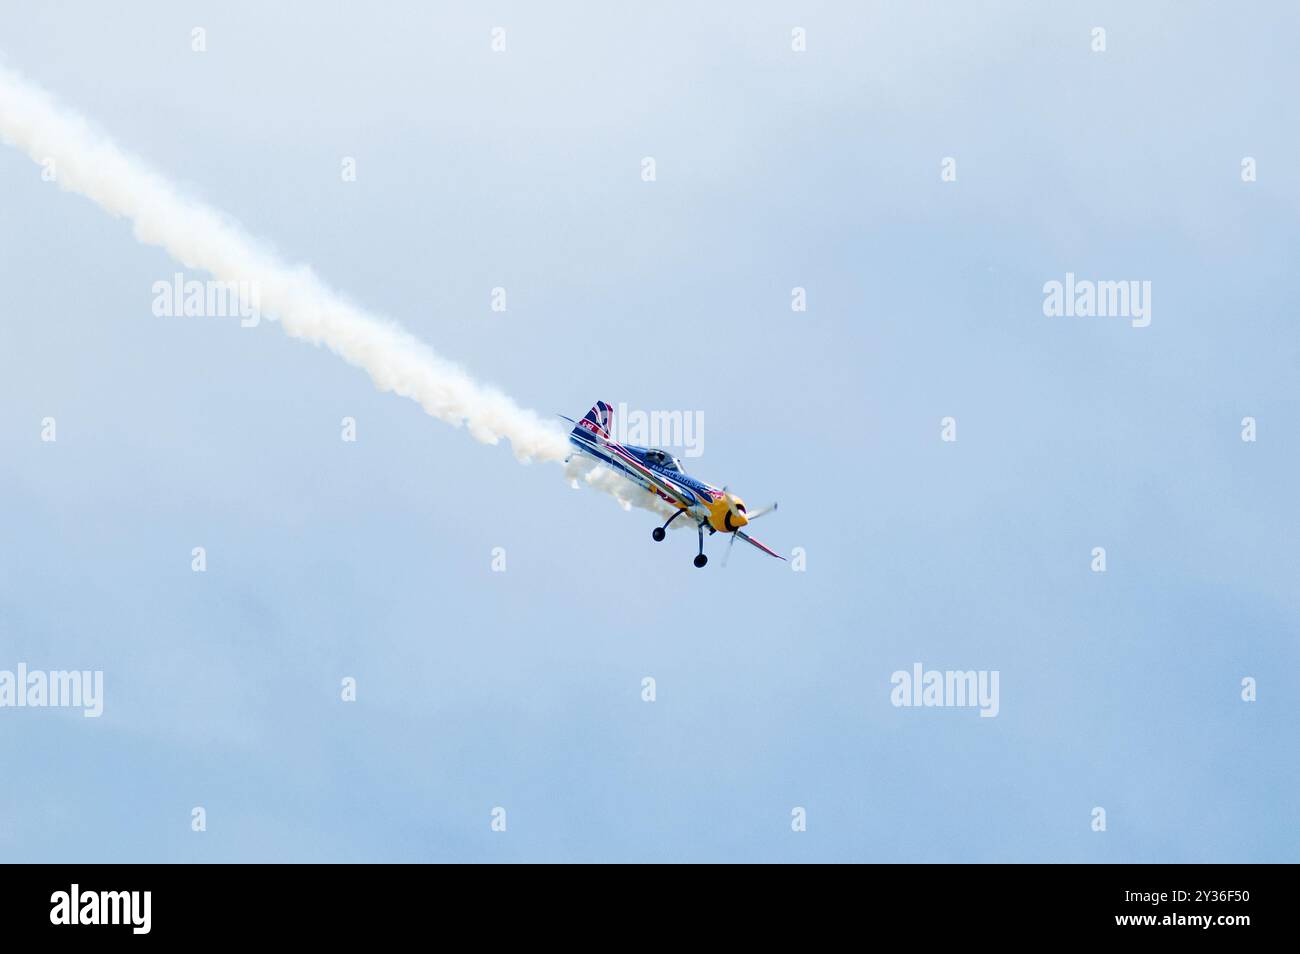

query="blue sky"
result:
[1,1,1296,862]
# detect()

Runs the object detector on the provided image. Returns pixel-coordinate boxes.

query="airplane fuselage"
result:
[564,400,782,566]
[568,428,740,533]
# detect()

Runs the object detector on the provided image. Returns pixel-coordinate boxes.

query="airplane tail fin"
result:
[570,400,616,442]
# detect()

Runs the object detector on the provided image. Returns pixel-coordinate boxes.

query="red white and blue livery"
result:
[563,401,784,568]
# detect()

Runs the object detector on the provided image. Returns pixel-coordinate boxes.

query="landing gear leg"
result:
[693,522,708,568]
[652,508,685,542]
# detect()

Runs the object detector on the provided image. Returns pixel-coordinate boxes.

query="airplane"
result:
[562,400,784,568]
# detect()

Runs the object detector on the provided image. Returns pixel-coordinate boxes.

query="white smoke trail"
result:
[0,63,673,519]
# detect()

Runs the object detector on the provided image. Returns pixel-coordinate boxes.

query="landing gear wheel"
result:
[652,527,666,542]
[693,554,708,568]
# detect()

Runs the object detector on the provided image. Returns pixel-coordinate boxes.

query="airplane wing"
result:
[734,529,786,561]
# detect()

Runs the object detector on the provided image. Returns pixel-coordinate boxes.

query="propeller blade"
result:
[745,502,778,521]
[721,530,738,568]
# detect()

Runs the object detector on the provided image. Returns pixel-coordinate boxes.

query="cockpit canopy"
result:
[643,448,683,472]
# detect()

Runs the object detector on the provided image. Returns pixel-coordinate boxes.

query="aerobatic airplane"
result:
[563,401,784,568]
